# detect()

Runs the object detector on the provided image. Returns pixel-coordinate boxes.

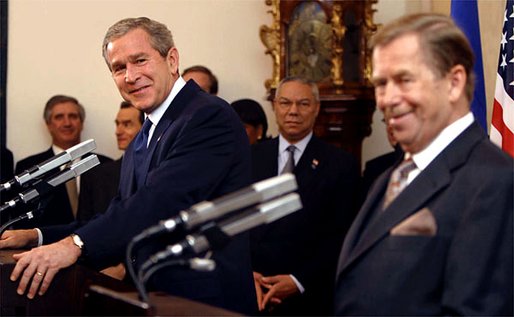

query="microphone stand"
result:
[0,200,46,237]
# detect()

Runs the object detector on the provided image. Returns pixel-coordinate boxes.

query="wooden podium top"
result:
[0,249,240,316]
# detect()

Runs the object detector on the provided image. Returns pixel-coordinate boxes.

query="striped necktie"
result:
[383,158,416,209]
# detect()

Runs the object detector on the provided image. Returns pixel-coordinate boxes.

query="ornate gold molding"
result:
[363,0,378,84]
[260,0,281,91]
[330,3,346,90]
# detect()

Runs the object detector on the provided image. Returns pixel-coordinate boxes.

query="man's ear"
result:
[447,64,467,103]
[167,47,179,76]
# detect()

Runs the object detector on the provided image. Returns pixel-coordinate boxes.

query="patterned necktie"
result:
[383,158,416,209]
[133,118,153,186]
[280,145,296,174]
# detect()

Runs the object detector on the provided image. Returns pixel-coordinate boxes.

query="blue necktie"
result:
[133,118,153,186]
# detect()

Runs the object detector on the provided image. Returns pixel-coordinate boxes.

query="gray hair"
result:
[43,95,85,123]
[102,17,175,69]
[275,76,320,103]
[370,13,475,102]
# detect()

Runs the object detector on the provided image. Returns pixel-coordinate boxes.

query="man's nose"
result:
[125,64,140,83]
[378,82,401,111]
[287,102,300,115]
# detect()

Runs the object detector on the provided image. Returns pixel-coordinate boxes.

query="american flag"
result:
[490,0,514,157]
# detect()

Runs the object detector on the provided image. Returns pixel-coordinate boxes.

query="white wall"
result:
[6,0,505,170]
[7,0,273,162]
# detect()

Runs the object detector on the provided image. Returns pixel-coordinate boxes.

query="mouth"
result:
[386,109,413,126]
[129,85,150,95]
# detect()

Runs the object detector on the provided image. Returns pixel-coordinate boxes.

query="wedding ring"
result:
[36,271,43,276]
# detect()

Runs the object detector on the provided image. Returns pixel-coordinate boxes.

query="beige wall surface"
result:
[7,0,272,162]
[6,0,506,170]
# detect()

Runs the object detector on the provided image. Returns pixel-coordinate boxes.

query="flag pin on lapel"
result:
[311,159,319,169]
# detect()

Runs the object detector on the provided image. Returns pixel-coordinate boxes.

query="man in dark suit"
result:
[251,77,359,315]
[1,17,256,314]
[14,95,112,228]
[77,101,143,222]
[334,13,513,315]
[182,65,218,95]
[360,118,403,206]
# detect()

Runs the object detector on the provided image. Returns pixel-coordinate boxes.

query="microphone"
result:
[145,192,302,265]
[0,155,100,213]
[0,139,96,192]
[133,173,298,240]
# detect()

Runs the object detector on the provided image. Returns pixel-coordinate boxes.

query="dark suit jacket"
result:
[360,145,403,207]
[334,122,514,316]
[250,136,360,316]
[14,148,111,228]
[0,147,14,183]
[43,81,256,314]
[77,158,122,222]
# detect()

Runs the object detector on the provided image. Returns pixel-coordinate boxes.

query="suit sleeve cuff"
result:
[35,228,43,246]
[290,274,305,294]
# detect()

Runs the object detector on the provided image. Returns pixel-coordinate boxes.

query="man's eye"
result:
[112,66,125,75]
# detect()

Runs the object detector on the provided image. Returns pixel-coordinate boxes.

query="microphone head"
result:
[252,173,297,201]
[260,192,302,223]
[218,192,302,238]
[186,174,298,229]
[66,139,97,160]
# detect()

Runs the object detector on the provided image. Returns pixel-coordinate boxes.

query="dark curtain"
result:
[0,0,7,148]
[0,0,12,185]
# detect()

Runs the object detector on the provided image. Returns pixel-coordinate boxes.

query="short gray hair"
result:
[43,95,85,123]
[102,17,175,69]
[275,76,320,103]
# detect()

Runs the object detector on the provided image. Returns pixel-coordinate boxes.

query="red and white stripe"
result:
[491,73,514,157]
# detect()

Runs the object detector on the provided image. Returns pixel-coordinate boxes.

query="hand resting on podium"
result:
[0,229,39,249]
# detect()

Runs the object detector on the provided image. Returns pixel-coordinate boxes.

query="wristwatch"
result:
[70,234,84,250]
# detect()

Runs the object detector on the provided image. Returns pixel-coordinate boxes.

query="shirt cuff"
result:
[35,228,43,246]
[289,274,305,294]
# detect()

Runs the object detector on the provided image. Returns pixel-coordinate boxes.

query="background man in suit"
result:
[182,65,218,95]
[14,95,111,228]
[1,17,256,314]
[77,101,143,222]
[334,13,513,315]
[250,77,359,315]
[360,117,403,206]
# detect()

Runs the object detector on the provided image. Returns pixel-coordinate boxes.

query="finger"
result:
[15,261,38,296]
[261,276,278,285]
[27,269,45,299]
[262,286,277,309]
[253,279,264,311]
[10,252,30,281]
[270,297,282,305]
[39,268,57,296]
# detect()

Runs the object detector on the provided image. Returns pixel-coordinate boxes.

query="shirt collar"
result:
[279,132,312,156]
[411,112,474,171]
[51,144,65,155]
[146,76,186,126]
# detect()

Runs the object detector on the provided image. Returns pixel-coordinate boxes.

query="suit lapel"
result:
[337,121,485,277]
[294,137,322,187]
[123,81,203,194]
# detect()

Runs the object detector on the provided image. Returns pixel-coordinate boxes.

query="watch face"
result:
[72,234,83,248]
[287,1,332,82]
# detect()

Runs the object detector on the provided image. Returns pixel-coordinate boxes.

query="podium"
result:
[0,250,239,316]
